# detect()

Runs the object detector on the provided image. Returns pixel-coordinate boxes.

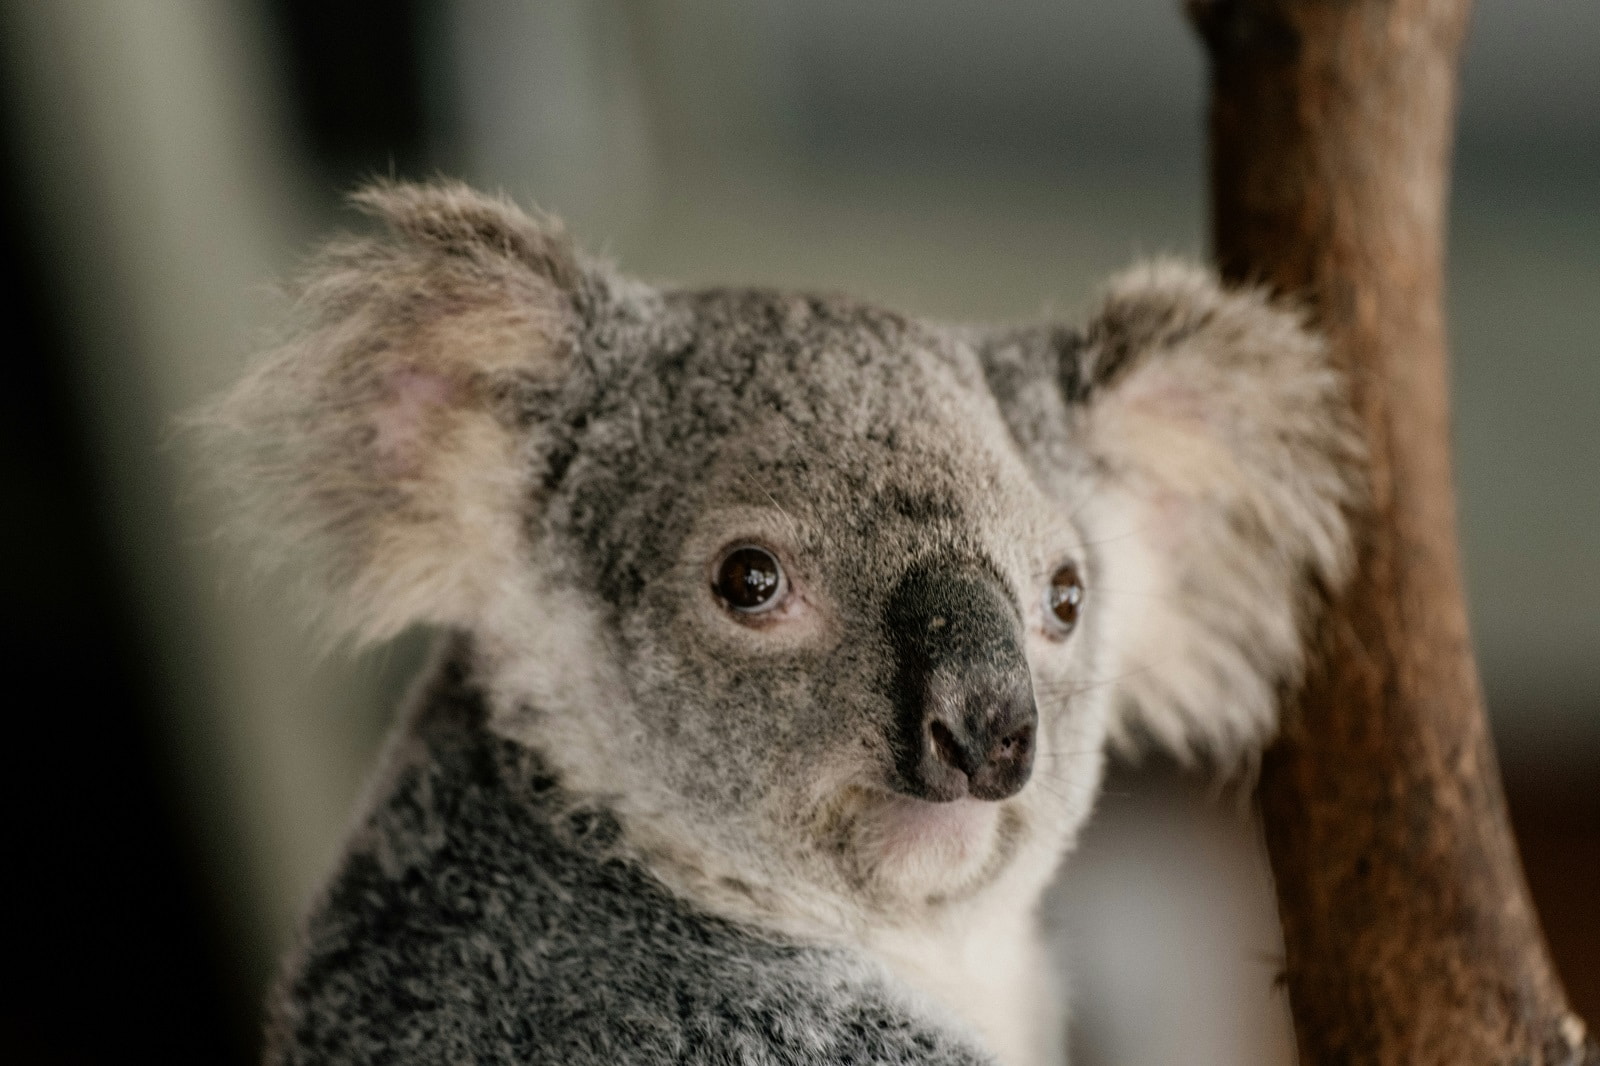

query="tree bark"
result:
[1186,1,1599,1063]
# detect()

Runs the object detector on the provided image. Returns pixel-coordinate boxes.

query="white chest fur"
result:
[866,903,1066,1066]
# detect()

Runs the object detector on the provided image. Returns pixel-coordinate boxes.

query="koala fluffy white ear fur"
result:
[1065,261,1364,763]
[199,182,589,645]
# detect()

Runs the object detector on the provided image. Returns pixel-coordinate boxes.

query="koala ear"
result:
[1010,261,1363,763]
[199,181,604,645]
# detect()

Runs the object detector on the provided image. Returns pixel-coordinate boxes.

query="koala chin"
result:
[202,181,1362,1066]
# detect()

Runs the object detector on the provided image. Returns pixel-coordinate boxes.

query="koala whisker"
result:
[1024,780,1078,806]
[754,484,801,536]
[1066,520,1165,553]
[1028,743,1108,764]
[1028,768,1090,795]
[1075,585,1187,607]
[1034,666,1153,701]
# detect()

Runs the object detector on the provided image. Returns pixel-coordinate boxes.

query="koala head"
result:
[206,182,1360,933]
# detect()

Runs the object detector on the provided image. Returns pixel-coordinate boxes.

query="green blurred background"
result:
[1,2,1593,1064]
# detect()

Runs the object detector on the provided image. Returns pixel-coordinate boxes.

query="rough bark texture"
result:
[1186,1,1599,1063]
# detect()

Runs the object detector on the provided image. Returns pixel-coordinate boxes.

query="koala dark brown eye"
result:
[714,546,787,614]
[1045,562,1083,637]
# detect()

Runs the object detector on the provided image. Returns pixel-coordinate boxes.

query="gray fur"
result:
[202,181,1362,1065]
[269,647,987,1065]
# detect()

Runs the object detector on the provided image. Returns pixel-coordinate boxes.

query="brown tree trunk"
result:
[1185,1,1599,1063]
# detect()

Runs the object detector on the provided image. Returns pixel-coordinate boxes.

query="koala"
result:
[204,181,1360,1066]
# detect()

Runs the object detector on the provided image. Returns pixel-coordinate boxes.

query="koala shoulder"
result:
[267,655,993,1066]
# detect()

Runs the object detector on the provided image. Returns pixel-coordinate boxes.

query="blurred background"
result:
[1,2,1594,1064]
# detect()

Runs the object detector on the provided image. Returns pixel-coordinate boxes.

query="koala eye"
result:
[713,546,787,614]
[1044,562,1084,638]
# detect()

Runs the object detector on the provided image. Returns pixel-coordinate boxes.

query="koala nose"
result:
[918,683,1037,801]
[885,558,1039,803]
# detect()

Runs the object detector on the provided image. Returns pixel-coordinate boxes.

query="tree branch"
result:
[1187,0,1598,1061]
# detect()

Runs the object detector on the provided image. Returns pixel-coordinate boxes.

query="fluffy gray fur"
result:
[269,646,987,1065]
[202,181,1362,1066]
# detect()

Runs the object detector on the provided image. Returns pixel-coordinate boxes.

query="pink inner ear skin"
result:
[1123,370,1215,431]
[372,366,460,477]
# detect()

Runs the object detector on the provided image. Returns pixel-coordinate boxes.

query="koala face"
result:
[507,287,1110,911]
[205,182,1360,932]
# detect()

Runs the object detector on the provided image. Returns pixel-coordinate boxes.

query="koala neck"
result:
[606,782,1072,1066]
[865,893,1068,1066]
[459,608,1084,1066]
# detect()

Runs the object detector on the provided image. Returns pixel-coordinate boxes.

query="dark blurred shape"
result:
[263,0,439,185]
[1504,738,1600,1022]
[0,74,253,1066]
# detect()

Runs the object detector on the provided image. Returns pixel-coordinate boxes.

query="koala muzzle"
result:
[885,560,1038,803]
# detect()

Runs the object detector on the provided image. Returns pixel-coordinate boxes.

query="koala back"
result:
[267,643,994,1066]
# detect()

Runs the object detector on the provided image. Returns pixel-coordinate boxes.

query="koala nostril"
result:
[907,699,1037,802]
[963,702,1037,802]
[928,719,965,773]
[996,722,1033,758]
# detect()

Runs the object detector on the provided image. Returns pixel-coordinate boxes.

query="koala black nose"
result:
[918,684,1037,801]
[885,559,1039,803]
